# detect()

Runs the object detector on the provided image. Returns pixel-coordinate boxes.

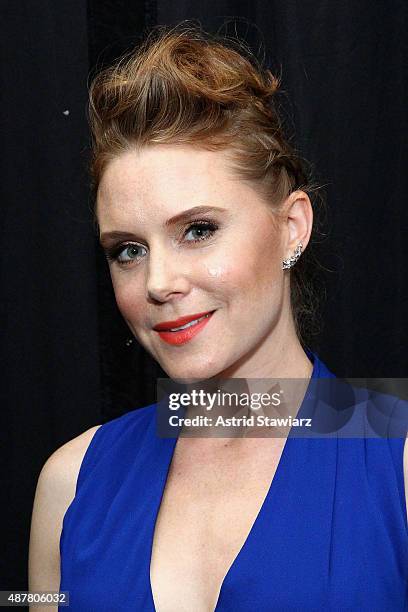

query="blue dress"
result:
[59,351,408,610]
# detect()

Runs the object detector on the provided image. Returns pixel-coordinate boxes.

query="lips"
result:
[153,311,215,346]
[153,310,215,331]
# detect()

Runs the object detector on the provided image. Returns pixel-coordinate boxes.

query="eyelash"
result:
[104,219,219,266]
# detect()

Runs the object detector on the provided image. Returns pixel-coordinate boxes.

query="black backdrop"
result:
[1,0,407,594]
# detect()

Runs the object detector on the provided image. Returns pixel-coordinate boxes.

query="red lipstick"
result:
[153,310,215,345]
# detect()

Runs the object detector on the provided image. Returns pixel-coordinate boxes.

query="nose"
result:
[145,242,190,303]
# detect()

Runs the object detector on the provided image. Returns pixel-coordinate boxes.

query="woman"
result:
[29,26,408,611]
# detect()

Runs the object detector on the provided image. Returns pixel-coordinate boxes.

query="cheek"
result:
[205,234,282,301]
[111,275,145,323]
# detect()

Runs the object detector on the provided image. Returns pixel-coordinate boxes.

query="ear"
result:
[282,190,313,258]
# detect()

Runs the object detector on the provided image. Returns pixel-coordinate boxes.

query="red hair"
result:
[88,24,324,346]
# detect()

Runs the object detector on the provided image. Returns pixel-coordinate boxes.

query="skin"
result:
[28,143,408,610]
[96,143,317,609]
[97,144,314,384]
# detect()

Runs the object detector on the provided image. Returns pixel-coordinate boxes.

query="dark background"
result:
[1,0,407,593]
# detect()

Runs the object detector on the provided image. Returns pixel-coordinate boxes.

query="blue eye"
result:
[104,219,218,267]
[119,244,145,263]
[183,221,218,242]
[105,243,146,266]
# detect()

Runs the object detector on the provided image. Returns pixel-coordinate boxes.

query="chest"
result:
[61,435,408,611]
[149,438,287,612]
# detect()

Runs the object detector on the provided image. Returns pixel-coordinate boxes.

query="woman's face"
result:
[97,144,297,380]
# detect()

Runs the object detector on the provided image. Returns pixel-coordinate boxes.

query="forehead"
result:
[96,145,263,227]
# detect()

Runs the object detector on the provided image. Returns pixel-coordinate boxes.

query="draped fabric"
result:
[59,352,408,610]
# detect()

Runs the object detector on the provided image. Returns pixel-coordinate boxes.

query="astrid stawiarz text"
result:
[167,414,313,428]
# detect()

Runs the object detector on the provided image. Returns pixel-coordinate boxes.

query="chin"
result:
[163,367,212,384]
[160,357,221,383]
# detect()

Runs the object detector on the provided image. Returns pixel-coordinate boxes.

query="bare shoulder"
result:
[28,425,102,607]
[37,424,102,495]
[404,434,408,525]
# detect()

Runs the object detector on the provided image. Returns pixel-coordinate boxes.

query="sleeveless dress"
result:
[59,351,408,611]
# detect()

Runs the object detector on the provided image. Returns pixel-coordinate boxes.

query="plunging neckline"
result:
[147,353,319,611]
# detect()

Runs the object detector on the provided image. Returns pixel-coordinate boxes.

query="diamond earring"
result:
[282,242,303,270]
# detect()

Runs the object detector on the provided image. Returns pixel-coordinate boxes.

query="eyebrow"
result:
[99,205,228,247]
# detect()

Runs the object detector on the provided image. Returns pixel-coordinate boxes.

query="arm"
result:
[28,425,101,612]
